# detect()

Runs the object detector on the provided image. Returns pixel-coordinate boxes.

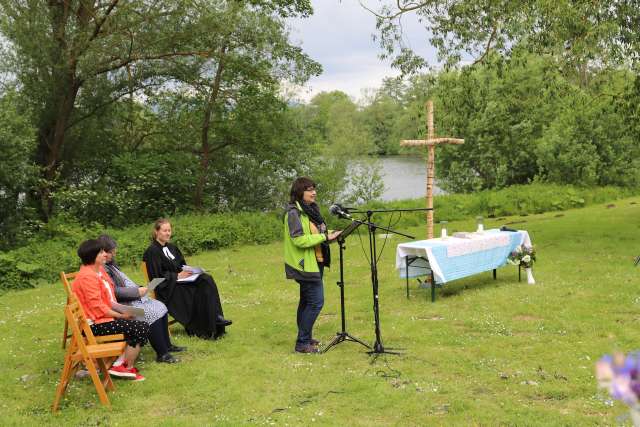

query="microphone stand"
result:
[322,232,371,353]
[360,212,414,356]
[324,206,430,356]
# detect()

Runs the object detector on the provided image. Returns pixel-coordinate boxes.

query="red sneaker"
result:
[132,373,145,382]
[108,364,136,379]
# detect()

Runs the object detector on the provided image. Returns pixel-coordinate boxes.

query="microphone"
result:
[329,203,352,219]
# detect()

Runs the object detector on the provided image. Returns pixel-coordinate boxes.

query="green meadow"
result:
[1,197,639,426]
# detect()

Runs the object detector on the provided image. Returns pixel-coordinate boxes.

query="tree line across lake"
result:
[0,1,639,251]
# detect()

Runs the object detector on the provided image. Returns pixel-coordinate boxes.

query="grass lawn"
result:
[1,197,639,426]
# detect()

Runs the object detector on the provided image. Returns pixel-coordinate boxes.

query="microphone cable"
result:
[375,210,403,265]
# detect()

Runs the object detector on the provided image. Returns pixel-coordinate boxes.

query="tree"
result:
[156,1,321,209]
[0,0,318,220]
[301,91,374,156]
[536,71,640,187]
[0,1,193,218]
[0,88,38,248]
[361,0,639,76]
[0,0,317,220]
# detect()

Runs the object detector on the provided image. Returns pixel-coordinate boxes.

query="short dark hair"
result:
[289,177,316,204]
[97,234,117,252]
[77,239,105,265]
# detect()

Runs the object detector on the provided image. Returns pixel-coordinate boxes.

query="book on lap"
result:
[177,273,200,283]
[177,265,203,283]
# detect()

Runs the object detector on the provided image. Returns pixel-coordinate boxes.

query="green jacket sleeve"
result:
[288,209,327,248]
[292,233,326,248]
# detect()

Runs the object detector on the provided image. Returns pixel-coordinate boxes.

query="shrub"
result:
[0,183,637,292]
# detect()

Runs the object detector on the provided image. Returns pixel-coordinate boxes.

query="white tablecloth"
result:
[396,229,532,284]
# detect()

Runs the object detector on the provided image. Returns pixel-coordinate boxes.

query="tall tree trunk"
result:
[33,2,82,220]
[35,76,81,220]
[194,47,227,209]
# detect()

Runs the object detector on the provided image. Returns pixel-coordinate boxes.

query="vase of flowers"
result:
[507,245,536,284]
[597,352,640,426]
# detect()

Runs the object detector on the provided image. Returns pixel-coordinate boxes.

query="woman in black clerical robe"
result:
[142,218,232,340]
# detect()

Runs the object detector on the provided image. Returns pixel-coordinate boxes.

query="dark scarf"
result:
[300,201,331,268]
[300,201,325,228]
[104,262,125,288]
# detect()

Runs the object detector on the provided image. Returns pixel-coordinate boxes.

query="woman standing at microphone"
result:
[284,177,341,353]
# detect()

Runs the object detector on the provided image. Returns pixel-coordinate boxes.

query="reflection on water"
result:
[370,156,444,201]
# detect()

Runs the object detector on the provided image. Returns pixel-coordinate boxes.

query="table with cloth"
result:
[395,229,533,301]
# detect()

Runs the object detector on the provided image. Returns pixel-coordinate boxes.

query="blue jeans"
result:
[295,265,324,345]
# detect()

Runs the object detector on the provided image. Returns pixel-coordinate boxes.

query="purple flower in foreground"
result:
[597,352,640,407]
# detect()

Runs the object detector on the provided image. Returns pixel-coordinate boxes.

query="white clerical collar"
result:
[162,246,175,260]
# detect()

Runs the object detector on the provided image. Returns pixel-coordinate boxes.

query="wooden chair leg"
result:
[52,353,74,412]
[62,318,69,349]
[96,358,116,392]
[85,359,111,407]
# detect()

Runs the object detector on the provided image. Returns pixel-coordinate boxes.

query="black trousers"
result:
[148,314,171,357]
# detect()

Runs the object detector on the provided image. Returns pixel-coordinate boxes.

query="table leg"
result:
[431,271,436,303]
[405,256,410,299]
[493,269,497,280]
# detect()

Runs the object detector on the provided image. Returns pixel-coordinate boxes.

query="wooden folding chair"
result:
[52,294,127,411]
[60,271,124,348]
[141,261,177,332]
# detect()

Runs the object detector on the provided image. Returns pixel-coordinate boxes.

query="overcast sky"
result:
[287,1,437,103]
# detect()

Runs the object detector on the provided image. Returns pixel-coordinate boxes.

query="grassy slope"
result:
[1,197,639,426]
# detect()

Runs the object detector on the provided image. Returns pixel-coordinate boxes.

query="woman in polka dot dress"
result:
[72,239,149,381]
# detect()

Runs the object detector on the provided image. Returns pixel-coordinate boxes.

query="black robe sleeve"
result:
[143,241,184,303]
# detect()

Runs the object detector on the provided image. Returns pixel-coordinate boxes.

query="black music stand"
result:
[322,220,371,353]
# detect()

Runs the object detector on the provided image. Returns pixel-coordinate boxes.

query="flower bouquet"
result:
[507,245,536,284]
[507,245,536,268]
[596,352,640,425]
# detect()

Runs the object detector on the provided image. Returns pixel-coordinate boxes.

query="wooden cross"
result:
[401,100,464,239]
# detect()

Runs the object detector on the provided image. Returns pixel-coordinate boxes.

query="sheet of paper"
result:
[182,265,204,274]
[146,277,165,293]
[112,302,145,318]
[177,273,201,283]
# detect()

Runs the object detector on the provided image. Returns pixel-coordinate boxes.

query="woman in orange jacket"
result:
[72,239,149,381]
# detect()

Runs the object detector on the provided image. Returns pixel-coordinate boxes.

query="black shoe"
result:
[216,315,232,327]
[295,343,319,354]
[156,353,179,364]
[168,344,186,353]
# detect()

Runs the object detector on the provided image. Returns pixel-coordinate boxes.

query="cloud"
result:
[295,57,400,103]
[287,0,437,102]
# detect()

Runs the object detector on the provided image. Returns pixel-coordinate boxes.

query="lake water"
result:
[358,156,444,201]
